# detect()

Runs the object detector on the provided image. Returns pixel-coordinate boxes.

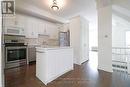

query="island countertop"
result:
[36,46,72,50]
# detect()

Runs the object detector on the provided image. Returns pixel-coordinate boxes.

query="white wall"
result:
[69,16,81,64]
[97,0,112,72]
[112,25,126,47]
[0,20,3,87]
[113,0,130,11]
[69,16,89,65]
[0,0,4,86]
[0,18,2,87]
[112,15,130,47]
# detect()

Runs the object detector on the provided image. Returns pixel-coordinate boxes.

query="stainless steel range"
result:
[4,35,27,69]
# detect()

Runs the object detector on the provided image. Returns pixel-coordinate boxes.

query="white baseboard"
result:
[98,66,113,73]
[74,63,81,65]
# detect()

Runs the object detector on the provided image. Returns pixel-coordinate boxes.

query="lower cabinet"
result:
[28,46,36,63]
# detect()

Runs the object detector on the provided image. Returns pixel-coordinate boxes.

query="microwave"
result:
[4,27,25,36]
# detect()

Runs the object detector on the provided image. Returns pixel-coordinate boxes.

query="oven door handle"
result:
[6,47,27,49]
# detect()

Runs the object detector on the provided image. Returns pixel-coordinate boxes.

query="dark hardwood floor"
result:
[5,62,130,87]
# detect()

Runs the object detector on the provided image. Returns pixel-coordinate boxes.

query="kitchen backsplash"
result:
[25,38,39,45]
[48,39,59,46]
[25,36,59,46]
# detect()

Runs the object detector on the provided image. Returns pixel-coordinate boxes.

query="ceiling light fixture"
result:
[51,0,59,11]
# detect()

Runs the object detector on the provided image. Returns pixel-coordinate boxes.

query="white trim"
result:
[98,66,113,73]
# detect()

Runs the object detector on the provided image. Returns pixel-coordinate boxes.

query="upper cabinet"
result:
[25,17,38,38]
[15,15,25,28]
[38,20,45,35]
[3,14,25,28]
[25,17,59,39]
[45,23,59,39]
[3,14,60,39]
[3,15,25,36]
[3,17,15,27]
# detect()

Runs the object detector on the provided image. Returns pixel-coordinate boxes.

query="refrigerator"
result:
[59,31,70,47]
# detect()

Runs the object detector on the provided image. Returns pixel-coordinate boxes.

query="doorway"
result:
[89,25,98,69]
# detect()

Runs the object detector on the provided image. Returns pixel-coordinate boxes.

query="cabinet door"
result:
[3,15,25,28]
[15,15,25,28]
[25,18,38,38]
[46,23,58,39]
[3,17,15,27]
[25,18,32,38]
[3,15,25,36]
[38,21,45,34]
[32,20,38,38]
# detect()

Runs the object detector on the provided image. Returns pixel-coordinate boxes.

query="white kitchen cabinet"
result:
[25,17,38,38]
[36,47,73,85]
[3,14,26,36]
[3,14,59,39]
[70,16,89,65]
[3,14,25,28]
[45,23,59,39]
[3,17,15,27]
[38,21,45,34]
[31,20,38,38]
[59,23,69,32]
[25,17,59,39]
[15,14,25,28]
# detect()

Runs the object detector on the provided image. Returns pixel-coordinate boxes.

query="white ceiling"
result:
[113,14,130,30]
[113,0,130,11]
[16,0,97,19]
[112,0,130,28]
[16,0,97,29]
[16,0,130,31]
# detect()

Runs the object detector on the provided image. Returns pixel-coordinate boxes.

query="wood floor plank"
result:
[5,62,130,87]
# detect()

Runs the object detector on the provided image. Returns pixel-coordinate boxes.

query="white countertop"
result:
[36,46,72,50]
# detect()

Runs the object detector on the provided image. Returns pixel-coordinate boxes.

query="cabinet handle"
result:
[36,51,45,53]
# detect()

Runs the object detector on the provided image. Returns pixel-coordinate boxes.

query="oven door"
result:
[6,46,27,63]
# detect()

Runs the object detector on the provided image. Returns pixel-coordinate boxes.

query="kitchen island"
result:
[36,47,73,85]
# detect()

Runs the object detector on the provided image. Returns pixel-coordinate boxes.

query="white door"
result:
[81,20,89,64]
